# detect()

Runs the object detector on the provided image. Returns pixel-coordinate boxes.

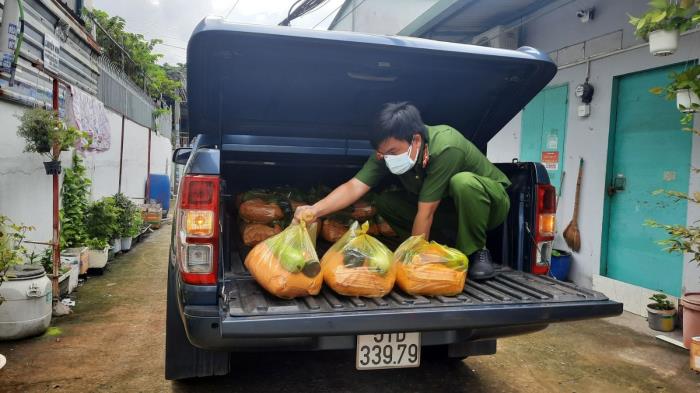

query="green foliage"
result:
[113,193,138,238]
[648,293,675,310]
[87,8,183,101]
[85,237,109,250]
[16,108,86,160]
[0,216,34,305]
[60,153,92,248]
[628,0,697,40]
[127,210,144,237]
[86,197,120,242]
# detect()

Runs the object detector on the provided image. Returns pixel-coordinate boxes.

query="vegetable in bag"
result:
[321,221,395,298]
[394,235,468,296]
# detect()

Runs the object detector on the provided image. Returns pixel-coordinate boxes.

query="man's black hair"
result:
[371,102,428,149]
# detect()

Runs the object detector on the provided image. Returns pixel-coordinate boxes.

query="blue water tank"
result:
[148,174,171,214]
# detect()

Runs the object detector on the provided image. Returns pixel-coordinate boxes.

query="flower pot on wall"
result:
[647,305,676,332]
[648,29,679,56]
[676,89,700,113]
[43,160,61,175]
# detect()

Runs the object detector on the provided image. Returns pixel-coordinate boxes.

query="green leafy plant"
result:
[86,237,109,250]
[628,0,696,40]
[60,153,92,248]
[0,216,34,305]
[15,108,86,161]
[648,293,675,310]
[127,210,144,238]
[650,65,700,124]
[113,193,137,238]
[86,197,120,242]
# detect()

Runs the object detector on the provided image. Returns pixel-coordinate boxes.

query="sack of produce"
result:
[351,199,377,221]
[376,216,397,237]
[244,221,322,299]
[241,222,282,247]
[238,190,285,223]
[321,215,352,243]
[394,235,468,296]
[321,221,395,298]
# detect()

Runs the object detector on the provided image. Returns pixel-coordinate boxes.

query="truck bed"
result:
[218,253,621,338]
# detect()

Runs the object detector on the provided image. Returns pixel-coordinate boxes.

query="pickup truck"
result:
[165,18,622,380]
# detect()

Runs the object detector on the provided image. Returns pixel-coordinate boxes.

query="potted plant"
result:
[15,108,86,175]
[628,0,695,56]
[59,152,92,274]
[86,197,120,255]
[128,210,144,245]
[0,215,34,305]
[86,238,109,271]
[113,193,137,251]
[647,293,676,332]
[650,65,700,114]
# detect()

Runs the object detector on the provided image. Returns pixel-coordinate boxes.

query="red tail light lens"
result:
[532,184,556,275]
[177,175,219,285]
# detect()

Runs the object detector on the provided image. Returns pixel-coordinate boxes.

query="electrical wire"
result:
[279,0,329,26]
[312,2,343,29]
[225,0,241,19]
[324,0,368,29]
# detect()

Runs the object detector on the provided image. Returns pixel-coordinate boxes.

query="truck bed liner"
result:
[224,254,608,317]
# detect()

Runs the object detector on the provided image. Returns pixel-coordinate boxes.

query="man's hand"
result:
[294,205,319,223]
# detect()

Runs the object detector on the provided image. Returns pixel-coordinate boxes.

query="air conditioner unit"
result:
[471,25,519,50]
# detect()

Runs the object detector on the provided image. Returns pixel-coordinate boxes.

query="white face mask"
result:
[384,144,416,175]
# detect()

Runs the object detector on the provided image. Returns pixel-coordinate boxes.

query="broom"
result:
[563,158,583,252]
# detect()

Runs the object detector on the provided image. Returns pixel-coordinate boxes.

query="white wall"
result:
[331,0,439,34]
[0,103,172,247]
[486,0,700,293]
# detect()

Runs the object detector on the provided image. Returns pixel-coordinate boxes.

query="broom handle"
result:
[572,158,583,223]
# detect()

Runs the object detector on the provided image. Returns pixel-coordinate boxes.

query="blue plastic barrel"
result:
[550,250,571,281]
[148,174,171,214]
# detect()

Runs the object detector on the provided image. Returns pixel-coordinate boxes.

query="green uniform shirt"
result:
[354,125,511,202]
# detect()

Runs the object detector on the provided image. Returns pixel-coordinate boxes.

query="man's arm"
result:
[412,200,441,239]
[294,178,370,222]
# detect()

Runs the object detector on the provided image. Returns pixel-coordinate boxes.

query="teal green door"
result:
[605,65,691,297]
[521,85,568,192]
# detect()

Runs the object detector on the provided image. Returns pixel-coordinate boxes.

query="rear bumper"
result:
[182,300,621,351]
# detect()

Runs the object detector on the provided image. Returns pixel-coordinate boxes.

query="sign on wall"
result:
[43,34,61,75]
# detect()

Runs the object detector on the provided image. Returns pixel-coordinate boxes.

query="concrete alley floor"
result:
[1,223,698,393]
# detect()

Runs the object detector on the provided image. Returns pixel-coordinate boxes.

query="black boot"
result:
[468,249,496,281]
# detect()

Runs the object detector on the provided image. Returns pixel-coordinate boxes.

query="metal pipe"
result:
[118,115,125,192]
[145,128,152,202]
[51,77,60,301]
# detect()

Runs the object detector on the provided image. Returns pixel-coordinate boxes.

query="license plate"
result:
[356,333,420,370]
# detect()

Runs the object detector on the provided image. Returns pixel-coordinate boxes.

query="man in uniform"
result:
[294,102,511,280]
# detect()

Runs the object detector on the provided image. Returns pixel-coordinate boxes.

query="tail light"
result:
[176,175,219,285]
[532,184,556,275]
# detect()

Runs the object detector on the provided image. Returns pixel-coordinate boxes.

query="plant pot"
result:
[681,293,700,348]
[121,237,133,251]
[647,305,676,332]
[550,250,571,281]
[88,246,109,269]
[0,264,52,340]
[43,160,61,175]
[111,238,122,254]
[648,29,679,56]
[676,89,700,113]
[58,271,71,298]
[61,247,89,275]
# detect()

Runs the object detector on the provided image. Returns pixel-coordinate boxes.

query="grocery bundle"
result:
[244,221,322,299]
[394,235,469,296]
[321,221,396,298]
[236,188,304,247]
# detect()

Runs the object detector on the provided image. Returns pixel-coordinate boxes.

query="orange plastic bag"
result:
[351,200,377,221]
[321,218,349,243]
[394,235,468,296]
[376,216,396,237]
[244,222,322,299]
[321,221,395,298]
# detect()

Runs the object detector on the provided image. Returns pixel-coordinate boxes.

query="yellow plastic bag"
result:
[394,235,469,296]
[244,221,322,299]
[321,221,395,298]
